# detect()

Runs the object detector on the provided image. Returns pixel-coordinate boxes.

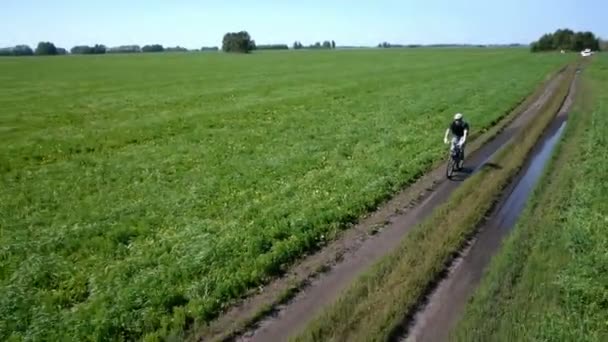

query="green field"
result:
[0,49,570,340]
[454,55,608,341]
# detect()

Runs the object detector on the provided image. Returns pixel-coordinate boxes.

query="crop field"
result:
[0,49,571,340]
[454,55,608,341]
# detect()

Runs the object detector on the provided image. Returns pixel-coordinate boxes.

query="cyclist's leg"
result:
[460,141,466,159]
[451,137,459,152]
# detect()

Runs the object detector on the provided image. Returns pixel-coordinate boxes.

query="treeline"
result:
[378,42,419,48]
[531,29,601,52]
[166,46,188,52]
[0,42,221,56]
[141,44,164,53]
[378,42,514,49]
[71,44,107,54]
[0,45,35,56]
[0,42,69,56]
[293,40,336,49]
[107,45,141,54]
[257,44,289,50]
[3,31,341,57]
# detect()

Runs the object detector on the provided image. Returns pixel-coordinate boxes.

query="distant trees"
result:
[256,44,289,50]
[0,45,34,56]
[378,42,407,48]
[15,45,34,55]
[0,48,12,56]
[307,40,335,49]
[222,31,256,53]
[71,44,107,54]
[0,33,344,57]
[142,44,165,53]
[531,29,601,52]
[165,46,188,52]
[70,46,85,54]
[107,45,141,53]
[601,39,608,51]
[35,42,58,55]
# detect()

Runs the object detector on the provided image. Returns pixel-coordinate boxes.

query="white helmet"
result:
[454,113,463,120]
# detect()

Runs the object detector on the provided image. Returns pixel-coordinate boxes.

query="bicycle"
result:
[446,141,464,179]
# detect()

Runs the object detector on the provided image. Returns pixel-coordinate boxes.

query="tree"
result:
[571,32,586,52]
[256,44,289,50]
[293,41,303,50]
[0,48,13,56]
[530,42,540,52]
[536,33,554,51]
[531,29,601,52]
[166,46,188,52]
[553,28,574,50]
[308,41,333,49]
[0,45,34,56]
[107,45,141,53]
[71,44,106,54]
[35,41,57,55]
[14,45,34,56]
[56,48,68,55]
[378,42,405,49]
[142,44,164,52]
[71,46,88,54]
[200,46,219,52]
[92,44,107,54]
[582,31,600,51]
[222,31,255,53]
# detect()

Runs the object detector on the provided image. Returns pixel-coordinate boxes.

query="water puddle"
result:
[495,120,567,228]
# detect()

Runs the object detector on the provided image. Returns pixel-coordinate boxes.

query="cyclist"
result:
[443,113,469,161]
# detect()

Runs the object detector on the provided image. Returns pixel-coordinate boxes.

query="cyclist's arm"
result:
[461,129,468,145]
[444,128,451,143]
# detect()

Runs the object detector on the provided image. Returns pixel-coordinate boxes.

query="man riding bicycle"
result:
[444,113,469,161]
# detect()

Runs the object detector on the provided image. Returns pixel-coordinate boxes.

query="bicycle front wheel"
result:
[446,157,455,179]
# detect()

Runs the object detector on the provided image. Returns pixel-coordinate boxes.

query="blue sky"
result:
[2,0,606,49]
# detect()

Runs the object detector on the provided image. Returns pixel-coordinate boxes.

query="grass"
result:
[292,63,577,342]
[0,49,572,341]
[453,56,608,341]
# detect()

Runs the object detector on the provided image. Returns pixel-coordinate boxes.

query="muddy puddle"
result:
[403,110,572,341]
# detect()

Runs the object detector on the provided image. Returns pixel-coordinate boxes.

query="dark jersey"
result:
[450,121,469,137]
